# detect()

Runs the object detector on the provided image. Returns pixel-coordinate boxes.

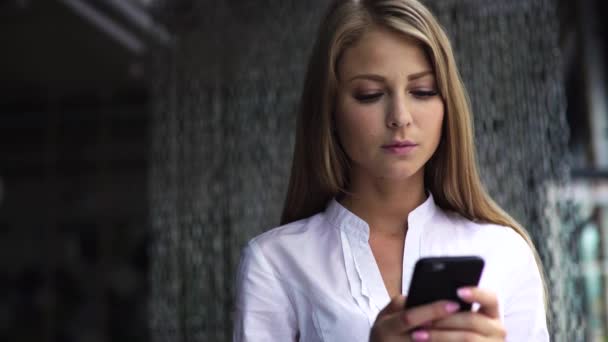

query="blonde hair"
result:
[281,0,547,303]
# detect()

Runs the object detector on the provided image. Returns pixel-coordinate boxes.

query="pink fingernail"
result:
[457,288,472,299]
[445,302,460,313]
[412,330,429,341]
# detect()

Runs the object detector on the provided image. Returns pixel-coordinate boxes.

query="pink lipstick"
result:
[382,140,418,155]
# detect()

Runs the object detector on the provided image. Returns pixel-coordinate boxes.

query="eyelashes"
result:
[411,90,439,98]
[354,90,439,103]
[354,93,383,103]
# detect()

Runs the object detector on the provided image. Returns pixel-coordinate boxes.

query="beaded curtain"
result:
[148,0,583,340]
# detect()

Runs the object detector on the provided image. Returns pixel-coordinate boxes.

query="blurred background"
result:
[0,0,606,341]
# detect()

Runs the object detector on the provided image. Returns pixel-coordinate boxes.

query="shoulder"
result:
[241,210,336,271]
[435,210,531,251]
[250,211,331,251]
[236,209,340,296]
[426,210,537,270]
[433,210,542,283]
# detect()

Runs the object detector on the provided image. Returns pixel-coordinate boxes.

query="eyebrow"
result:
[408,70,434,81]
[347,70,434,83]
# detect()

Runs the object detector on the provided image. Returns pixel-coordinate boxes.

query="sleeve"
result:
[233,240,298,342]
[502,235,550,342]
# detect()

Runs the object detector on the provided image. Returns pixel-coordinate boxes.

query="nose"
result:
[386,94,412,128]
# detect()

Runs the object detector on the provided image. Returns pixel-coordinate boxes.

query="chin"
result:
[379,167,422,181]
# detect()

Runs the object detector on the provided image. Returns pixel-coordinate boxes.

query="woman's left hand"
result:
[410,287,506,341]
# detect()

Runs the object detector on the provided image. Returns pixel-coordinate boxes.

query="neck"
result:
[340,168,427,238]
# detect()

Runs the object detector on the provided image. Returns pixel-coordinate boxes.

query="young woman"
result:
[233,0,549,341]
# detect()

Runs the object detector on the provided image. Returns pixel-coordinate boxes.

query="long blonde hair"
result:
[281,0,547,302]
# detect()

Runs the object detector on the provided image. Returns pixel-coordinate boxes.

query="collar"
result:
[324,192,438,241]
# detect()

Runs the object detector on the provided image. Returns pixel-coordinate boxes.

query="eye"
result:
[354,93,383,103]
[410,90,439,99]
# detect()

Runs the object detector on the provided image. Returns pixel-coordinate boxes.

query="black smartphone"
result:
[404,256,485,311]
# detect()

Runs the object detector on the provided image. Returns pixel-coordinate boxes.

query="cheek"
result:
[335,101,384,156]
[417,100,445,139]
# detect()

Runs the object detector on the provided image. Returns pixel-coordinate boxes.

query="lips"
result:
[382,140,418,155]
[382,140,417,148]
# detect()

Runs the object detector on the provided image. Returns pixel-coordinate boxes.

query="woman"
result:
[233,0,549,341]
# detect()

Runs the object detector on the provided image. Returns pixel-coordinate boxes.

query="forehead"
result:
[337,27,432,79]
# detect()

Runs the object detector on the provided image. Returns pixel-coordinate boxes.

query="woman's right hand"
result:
[369,295,460,342]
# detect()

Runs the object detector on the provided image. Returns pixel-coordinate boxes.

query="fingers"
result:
[430,312,507,338]
[373,288,503,341]
[457,287,500,318]
[370,295,408,341]
[410,329,486,342]
[378,295,407,316]
[380,300,461,334]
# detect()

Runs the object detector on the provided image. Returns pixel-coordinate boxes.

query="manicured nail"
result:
[458,288,472,299]
[412,330,429,341]
[445,302,460,313]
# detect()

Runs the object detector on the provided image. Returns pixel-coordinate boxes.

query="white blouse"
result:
[233,194,549,341]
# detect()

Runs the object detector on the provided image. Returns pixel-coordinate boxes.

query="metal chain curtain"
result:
[149,0,583,340]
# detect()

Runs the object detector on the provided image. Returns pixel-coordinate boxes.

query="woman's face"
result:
[335,27,444,183]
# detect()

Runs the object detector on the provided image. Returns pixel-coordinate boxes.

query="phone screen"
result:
[404,256,484,311]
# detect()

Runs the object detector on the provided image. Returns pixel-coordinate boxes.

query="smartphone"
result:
[404,256,484,311]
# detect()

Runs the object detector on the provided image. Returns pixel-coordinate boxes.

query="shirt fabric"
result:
[233,194,549,341]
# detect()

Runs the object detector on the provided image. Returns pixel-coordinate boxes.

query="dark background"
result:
[1,1,154,341]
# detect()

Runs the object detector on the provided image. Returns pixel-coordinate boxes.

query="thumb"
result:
[378,295,407,317]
